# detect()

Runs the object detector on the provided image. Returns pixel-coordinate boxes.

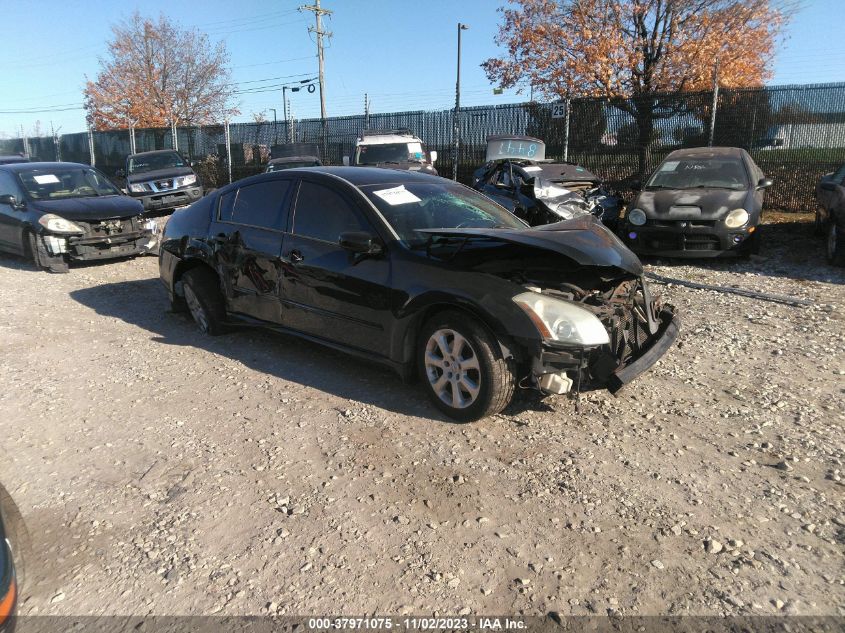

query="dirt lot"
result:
[0,216,842,618]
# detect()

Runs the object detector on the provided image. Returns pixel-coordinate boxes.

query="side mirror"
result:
[339,231,383,255]
[629,179,642,191]
[115,169,125,178]
[0,194,21,209]
[756,177,773,190]
[429,150,438,163]
[820,181,836,192]
[342,155,350,167]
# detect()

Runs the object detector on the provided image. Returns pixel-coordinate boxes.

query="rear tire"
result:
[826,221,845,266]
[182,267,227,335]
[417,311,516,422]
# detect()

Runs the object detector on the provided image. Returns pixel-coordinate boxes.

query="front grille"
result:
[75,217,140,238]
[682,234,721,250]
[645,233,721,251]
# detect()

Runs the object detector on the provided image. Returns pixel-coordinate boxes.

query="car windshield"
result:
[128,152,186,174]
[266,160,320,172]
[647,157,749,190]
[360,182,526,248]
[356,142,425,165]
[18,167,121,200]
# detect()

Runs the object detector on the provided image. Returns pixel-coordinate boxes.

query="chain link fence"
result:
[3,82,844,211]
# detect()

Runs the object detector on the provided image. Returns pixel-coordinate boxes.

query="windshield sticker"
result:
[33,174,61,184]
[522,166,542,172]
[660,161,679,172]
[407,142,423,154]
[372,185,422,206]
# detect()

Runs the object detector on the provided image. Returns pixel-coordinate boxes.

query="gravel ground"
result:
[0,216,842,618]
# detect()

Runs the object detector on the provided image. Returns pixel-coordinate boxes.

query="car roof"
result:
[286,166,448,186]
[664,146,745,160]
[268,156,320,163]
[128,149,181,158]
[0,161,90,173]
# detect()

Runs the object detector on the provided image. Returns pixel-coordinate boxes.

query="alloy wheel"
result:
[424,328,482,409]
[184,284,209,333]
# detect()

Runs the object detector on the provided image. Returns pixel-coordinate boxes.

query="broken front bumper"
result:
[605,307,679,393]
[39,219,159,262]
[532,305,680,395]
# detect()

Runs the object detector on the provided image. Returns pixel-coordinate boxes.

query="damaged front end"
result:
[532,177,621,227]
[32,215,159,272]
[521,275,679,397]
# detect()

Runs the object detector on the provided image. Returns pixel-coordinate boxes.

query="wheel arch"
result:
[396,297,524,381]
[171,257,220,309]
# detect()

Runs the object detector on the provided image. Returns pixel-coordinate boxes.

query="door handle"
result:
[289,249,304,263]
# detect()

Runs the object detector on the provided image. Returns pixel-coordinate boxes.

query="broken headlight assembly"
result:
[38,214,84,234]
[513,292,609,346]
[627,208,647,226]
[724,208,749,228]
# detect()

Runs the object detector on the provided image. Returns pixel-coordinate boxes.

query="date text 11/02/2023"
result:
[306,617,527,630]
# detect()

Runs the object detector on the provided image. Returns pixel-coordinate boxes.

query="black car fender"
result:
[390,289,541,372]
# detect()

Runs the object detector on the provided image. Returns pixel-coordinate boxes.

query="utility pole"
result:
[364,93,370,130]
[708,57,720,147]
[453,23,469,181]
[300,0,332,153]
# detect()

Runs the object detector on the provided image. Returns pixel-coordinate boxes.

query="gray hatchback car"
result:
[621,147,772,258]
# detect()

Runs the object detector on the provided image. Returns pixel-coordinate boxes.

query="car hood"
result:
[32,195,143,220]
[127,166,195,184]
[417,215,642,275]
[635,188,750,219]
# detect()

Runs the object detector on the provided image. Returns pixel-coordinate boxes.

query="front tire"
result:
[417,311,516,422]
[182,267,227,335]
[826,221,845,266]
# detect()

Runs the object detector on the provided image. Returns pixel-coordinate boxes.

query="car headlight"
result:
[627,208,646,226]
[38,214,84,234]
[513,292,610,346]
[175,174,197,187]
[724,208,749,228]
[129,183,146,193]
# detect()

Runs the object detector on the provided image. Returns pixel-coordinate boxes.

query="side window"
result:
[218,180,291,230]
[292,181,369,243]
[0,173,19,198]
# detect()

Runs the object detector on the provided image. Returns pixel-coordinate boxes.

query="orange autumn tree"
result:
[84,12,237,130]
[483,0,791,176]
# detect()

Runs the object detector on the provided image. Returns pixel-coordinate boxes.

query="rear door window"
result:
[218,179,292,231]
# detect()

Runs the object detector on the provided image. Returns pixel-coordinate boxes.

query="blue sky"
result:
[1,0,842,138]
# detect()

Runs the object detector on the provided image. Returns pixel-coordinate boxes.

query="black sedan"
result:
[814,163,845,265]
[0,162,158,272]
[621,147,772,258]
[160,167,678,421]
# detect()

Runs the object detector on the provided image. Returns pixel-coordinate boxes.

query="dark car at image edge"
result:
[621,147,772,258]
[160,167,679,421]
[0,162,158,272]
